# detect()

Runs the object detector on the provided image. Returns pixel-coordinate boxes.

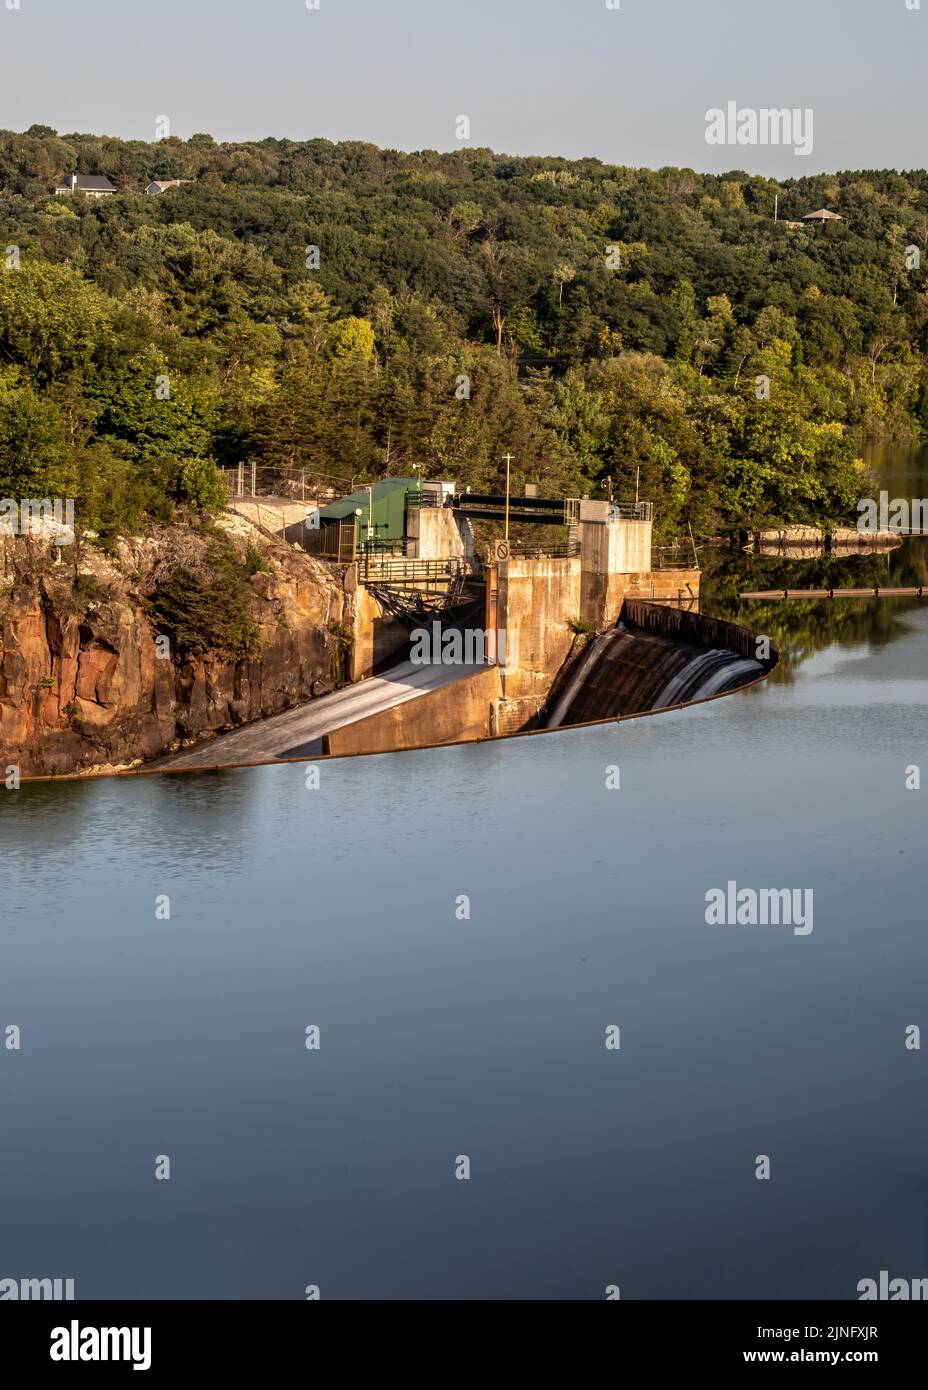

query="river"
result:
[1,447,925,1299]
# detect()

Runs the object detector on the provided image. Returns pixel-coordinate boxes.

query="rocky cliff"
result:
[0,518,351,777]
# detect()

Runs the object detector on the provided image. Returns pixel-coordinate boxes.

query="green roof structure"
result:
[318,477,419,548]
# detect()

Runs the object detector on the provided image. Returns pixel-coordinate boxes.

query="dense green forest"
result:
[2,125,928,541]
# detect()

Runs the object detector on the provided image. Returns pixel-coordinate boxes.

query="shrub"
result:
[147,537,261,661]
[175,457,228,511]
[74,573,102,602]
[243,542,271,576]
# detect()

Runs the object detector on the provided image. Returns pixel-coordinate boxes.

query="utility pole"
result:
[502,453,514,541]
[774,193,779,223]
[367,485,374,551]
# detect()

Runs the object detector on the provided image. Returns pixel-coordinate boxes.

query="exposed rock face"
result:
[0,525,350,777]
[754,524,901,554]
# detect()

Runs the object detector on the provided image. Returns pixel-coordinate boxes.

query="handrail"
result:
[610,501,653,522]
[357,555,466,584]
[496,541,581,559]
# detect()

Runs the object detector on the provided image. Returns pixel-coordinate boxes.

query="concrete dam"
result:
[547,603,770,728]
[142,489,776,776]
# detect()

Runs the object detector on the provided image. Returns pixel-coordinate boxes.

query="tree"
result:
[329,316,375,360]
[91,346,212,466]
[0,262,112,384]
[553,264,576,307]
[0,379,72,498]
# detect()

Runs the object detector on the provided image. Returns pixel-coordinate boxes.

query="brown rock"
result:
[0,528,349,776]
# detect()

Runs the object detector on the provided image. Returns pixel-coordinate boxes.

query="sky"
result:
[0,0,925,175]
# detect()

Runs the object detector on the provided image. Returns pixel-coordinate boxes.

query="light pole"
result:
[502,452,514,542]
[367,485,374,551]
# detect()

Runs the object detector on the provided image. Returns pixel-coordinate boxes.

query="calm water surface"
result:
[1,449,926,1300]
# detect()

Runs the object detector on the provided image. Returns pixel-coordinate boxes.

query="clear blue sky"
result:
[0,0,924,175]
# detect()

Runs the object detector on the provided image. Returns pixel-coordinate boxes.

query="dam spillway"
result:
[546,603,772,728]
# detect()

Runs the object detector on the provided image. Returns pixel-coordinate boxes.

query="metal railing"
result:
[502,539,581,559]
[653,524,700,571]
[357,554,466,585]
[653,547,696,571]
[610,501,654,522]
[302,519,358,563]
[360,538,409,557]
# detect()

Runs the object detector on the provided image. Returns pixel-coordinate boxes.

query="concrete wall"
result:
[622,569,701,607]
[405,507,472,559]
[348,575,410,681]
[493,556,582,703]
[579,517,654,625]
[491,694,546,734]
[489,552,698,707]
[326,665,502,755]
[612,519,652,573]
[621,598,776,666]
[581,565,700,625]
[578,503,652,572]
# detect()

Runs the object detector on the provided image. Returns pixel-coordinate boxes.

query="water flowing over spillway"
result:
[652,649,766,708]
[545,633,616,729]
[546,627,765,728]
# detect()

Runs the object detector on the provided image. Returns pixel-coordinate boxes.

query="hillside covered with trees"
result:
[2,125,928,541]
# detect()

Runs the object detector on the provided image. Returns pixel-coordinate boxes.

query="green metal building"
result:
[307,478,420,561]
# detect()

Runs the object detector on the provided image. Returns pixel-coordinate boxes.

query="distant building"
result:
[146,179,193,195]
[54,173,117,198]
[803,208,843,222]
[309,478,421,561]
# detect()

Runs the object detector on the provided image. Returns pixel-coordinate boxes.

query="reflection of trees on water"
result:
[1,770,253,873]
[700,537,928,684]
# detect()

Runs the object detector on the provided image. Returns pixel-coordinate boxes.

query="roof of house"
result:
[56,173,117,192]
[147,179,192,190]
[319,478,420,520]
[803,208,842,220]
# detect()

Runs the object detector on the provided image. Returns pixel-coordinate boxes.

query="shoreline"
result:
[12,653,777,785]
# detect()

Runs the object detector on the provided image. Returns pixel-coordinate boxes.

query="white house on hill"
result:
[146,179,193,195]
[54,173,117,198]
